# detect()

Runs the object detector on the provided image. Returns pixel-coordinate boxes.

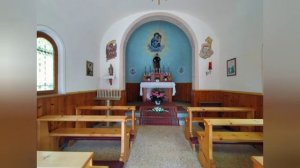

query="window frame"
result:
[37,31,58,95]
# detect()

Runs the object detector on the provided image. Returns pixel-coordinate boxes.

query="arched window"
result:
[37,32,58,95]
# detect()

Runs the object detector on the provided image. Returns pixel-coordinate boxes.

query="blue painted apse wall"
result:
[126,21,192,83]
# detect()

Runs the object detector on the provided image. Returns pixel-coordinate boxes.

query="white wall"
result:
[37,0,263,93]
[219,0,263,93]
[37,1,102,92]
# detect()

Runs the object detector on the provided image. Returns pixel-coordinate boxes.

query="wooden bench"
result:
[37,151,108,168]
[185,107,255,151]
[37,115,130,162]
[252,156,263,168]
[197,119,263,168]
[75,106,137,147]
[75,106,137,134]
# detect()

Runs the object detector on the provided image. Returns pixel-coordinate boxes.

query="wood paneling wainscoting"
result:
[37,91,97,117]
[192,90,263,131]
[37,91,98,130]
[37,90,127,128]
[173,83,192,102]
[126,83,142,102]
[191,90,223,106]
[126,83,192,103]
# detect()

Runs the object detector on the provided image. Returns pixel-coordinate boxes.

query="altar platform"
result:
[138,101,180,126]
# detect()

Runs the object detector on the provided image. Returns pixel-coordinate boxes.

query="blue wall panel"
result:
[126,21,192,83]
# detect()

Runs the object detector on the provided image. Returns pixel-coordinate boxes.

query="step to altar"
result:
[125,104,188,126]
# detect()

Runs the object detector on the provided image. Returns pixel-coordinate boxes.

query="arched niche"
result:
[119,12,199,90]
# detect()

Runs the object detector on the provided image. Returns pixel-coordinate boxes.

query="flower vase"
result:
[154,99,162,106]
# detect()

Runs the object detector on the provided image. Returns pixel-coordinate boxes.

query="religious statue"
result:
[153,53,161,73]
[200,36,214,59]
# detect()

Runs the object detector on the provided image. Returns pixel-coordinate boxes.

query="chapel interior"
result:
[2,0,300,168]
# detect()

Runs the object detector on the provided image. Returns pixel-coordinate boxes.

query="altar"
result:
[140,82,176,102]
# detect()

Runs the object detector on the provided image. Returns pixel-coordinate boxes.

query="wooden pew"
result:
[252,156,264,168]
[75,106,137,134]
[75,106,136,147]
[197,119,263,168]
[37,115,130,162]
[185,107,255,151]
[37,151,108,168]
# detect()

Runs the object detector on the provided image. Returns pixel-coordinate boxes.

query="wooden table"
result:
[37,151,95,168]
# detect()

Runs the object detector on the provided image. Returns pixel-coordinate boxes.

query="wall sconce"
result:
[206,61,212,75]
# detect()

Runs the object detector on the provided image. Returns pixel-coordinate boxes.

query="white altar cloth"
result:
[140,82,176,96]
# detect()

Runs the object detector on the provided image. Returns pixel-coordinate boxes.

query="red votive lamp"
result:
[208,61,212,70]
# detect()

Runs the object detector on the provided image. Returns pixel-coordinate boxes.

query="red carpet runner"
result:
[139,102,179,126]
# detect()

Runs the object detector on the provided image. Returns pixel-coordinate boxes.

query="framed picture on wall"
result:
[86,61,93,76]
[227,58,236,76]
[106,40,117,61]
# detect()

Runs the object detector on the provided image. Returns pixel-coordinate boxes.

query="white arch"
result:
[37,25,66,94]
[119,12,199,89]
[99,11,219,91]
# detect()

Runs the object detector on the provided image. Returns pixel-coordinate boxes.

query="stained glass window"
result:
[37,32,57,94]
